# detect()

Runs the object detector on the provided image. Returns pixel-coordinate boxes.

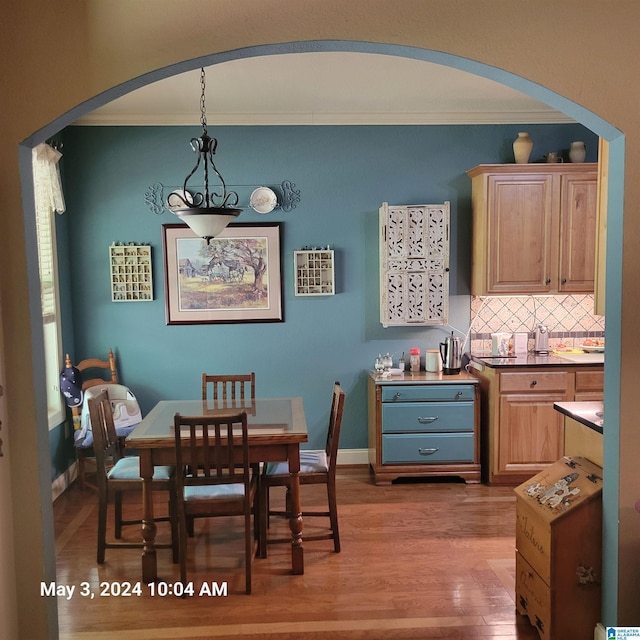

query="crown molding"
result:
[72,109,574,127]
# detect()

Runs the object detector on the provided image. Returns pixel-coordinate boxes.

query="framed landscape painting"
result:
[162,222,283,324]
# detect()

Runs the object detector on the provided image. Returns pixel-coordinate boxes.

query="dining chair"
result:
[259,381,346,556]
[70,349,120,489]
[173,411,257,594]
[87,388,177,564]
[201,372,256,403]
[198,371,259,536]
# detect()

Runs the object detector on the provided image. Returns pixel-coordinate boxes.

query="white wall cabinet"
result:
[379,201,450,327]
[109,244,153,302]
[294,249,335,296]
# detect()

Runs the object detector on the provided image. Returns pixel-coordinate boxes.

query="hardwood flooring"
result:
[53,466,540,640]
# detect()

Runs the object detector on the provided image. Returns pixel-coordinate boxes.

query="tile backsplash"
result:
[469,294,605,353]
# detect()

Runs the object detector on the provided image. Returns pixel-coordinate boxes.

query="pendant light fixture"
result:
[170,67,241,242]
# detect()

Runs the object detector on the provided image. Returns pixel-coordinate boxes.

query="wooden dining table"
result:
[126,396,308,583]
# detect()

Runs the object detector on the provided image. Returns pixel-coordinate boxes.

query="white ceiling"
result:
[75,52,572,126]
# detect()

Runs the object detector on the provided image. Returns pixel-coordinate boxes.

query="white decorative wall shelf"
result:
[109,243,153,302]
[379,201,450,326]
[294,248,335,296]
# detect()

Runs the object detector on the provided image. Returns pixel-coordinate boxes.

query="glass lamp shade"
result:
[173,207,241,240]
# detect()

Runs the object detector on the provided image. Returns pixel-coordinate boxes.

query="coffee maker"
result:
[439,332,462,375]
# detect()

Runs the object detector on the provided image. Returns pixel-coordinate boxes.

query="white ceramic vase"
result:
[569,141,587,163]
[513,132,534,164]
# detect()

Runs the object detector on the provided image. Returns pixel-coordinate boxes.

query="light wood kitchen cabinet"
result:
[472,363,603,485]
[467,164,598,296]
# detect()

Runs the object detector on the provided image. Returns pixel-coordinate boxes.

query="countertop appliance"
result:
[440,332,462,375]
[534,324,549,354]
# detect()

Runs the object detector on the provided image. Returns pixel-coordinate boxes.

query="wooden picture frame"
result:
[162,222,283,324]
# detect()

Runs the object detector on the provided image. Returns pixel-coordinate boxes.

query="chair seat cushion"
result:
[107,456,174,481]
[265,450,328,476]
[184,484,245,501]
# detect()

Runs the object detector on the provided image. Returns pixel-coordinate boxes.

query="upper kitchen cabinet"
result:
[379,202,450,327]
[467,164,598,296]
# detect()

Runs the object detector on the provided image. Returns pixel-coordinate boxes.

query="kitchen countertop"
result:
[554,400,604,434]
[368,370,478,385]
[470,352,604,369]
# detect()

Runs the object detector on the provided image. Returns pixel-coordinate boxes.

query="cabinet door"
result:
[498,392,566,476]
[486,174,556,294]
[380,202,450,326]
[558,172,598,292]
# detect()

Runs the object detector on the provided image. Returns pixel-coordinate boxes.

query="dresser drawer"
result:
[382,433,475,464]
[381,384,475,403]
[500,371,569,393]
[382,401,474,433]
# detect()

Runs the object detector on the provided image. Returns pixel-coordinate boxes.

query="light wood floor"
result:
[53,466,540,640]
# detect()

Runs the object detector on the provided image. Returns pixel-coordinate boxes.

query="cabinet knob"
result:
[545,278,551,284]
[561,278,567,284]
[394,392,402,399]
[531,379,537,386]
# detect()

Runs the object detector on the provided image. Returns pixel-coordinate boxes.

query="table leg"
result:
[287,444,304,574]
[139,450,158,583]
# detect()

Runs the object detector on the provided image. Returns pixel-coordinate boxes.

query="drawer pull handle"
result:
[394,392,402,399]
[418,416,439,424]
[530,379,537,386]
[418,447,440,456]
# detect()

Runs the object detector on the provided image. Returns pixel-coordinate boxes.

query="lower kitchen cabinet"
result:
[472,363,603,485]
[367,371,480,485]
[514,456,602,640]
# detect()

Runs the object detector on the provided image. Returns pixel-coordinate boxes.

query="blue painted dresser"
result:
[367,371,481,485]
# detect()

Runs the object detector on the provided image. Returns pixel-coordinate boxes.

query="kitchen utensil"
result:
[439,332,462,375]
[534,324,549,353]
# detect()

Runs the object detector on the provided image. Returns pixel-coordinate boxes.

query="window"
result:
[33,143,65,429]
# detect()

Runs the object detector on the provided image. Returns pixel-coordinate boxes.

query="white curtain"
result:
[33,143,65,215]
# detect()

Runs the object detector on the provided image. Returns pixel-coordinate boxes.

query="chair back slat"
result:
[174,412,249,488]
[325,382,346,472]
[75,348,119,390]
[201,373,256,403]
[87,389,122,489]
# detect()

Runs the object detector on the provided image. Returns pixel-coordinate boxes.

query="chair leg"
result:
[78,450,86,487]
[97,492,108,564]
[258,480,267,558]
[327,478,340,553]
[245,508,252,595]
[178,508,188,592]
[114,491,123,539]
[169,489,179,564]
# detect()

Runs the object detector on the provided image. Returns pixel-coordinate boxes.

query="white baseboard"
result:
[52,462,77,502]
[336,448,369,466]
[594,623,606,640]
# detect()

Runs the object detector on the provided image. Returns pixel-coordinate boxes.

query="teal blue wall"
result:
[49,122,598,475]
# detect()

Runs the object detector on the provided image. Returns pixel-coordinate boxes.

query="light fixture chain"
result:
[200,67,207,132]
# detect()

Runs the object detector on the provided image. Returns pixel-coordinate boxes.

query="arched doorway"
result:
[19,40,624,633]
